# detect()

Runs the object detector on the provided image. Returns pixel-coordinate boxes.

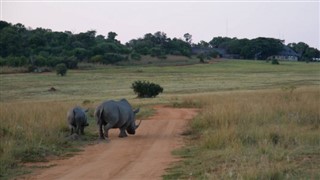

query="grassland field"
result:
[1,60,319,103]
[0,59,319,179]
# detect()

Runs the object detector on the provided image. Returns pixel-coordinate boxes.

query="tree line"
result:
[196,36,319,61]
[0,21,319,69]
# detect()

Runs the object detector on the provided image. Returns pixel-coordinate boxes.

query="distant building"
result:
[268,46,300,61]
[312,58,320,62]
[191,47,214,55]
[192,46,300,61]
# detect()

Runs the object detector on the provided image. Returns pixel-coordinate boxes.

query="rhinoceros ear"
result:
[133,108,140,114]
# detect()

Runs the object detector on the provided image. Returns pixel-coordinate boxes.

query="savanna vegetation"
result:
[165,87,320,179]
[1,20,319,72]
[0,59,319,179]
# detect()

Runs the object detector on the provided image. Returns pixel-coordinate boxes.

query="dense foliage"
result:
[271,59,280,65]
[0,21,130,68]
[0,21,193,68]
[1,20,319,69]
[131,80,163,98]
[126,32,192,58]
[197,36,319,60]
[205,37,274,59]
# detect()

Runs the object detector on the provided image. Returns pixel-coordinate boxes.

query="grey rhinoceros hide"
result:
[94,99,141,140]
[67,106,89,135]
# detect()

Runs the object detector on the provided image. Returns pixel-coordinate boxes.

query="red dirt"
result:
[21,106,198,180]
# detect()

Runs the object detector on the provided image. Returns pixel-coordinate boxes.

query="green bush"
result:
[198,53,205,63]
[272,59,280,65]
[131,80,163,98]
[56,63,67,76]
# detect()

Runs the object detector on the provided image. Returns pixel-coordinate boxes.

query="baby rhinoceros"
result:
[67,106,89,135]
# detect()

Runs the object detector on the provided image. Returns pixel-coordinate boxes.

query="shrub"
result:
[131,80,163,98]
[198,53,205,63]
[271,59,280,65]
[56,63,67,76]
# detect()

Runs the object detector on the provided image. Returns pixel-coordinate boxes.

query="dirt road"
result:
[25,106,197,180]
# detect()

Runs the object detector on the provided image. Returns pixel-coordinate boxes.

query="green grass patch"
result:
[1,60,319,102]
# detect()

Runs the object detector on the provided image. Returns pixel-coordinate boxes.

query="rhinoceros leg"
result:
[75,120,82,135]
[99,123,105,139]
[103,123,115,139]
[119,128,128,138]
[80,126,85,135]
[104,126,109,138]
[70,126,74,135]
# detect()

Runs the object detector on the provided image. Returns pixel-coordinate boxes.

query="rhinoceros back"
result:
[99,99,134,129]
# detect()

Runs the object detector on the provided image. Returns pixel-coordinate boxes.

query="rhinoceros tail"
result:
[70,109,76,123]
[96,108,104,125]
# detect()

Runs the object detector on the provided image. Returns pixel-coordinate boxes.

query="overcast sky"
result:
[1,0,319,49]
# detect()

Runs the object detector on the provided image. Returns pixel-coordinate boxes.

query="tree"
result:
[56,63,67,76]
[154,31,168,45]
[209,36,232,48]
[288,42,320,61]
[183,33,192,44]
[288,42,308,55]
[73,48,89,60]
[251,37,283,59]
[196,40,210,48]
[89,55,104,63]
[130,52,141,60]
[107,32,117,42]
[74,30,96,49]
[1,20,319,68]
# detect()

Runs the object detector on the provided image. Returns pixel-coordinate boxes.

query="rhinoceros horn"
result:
[134,108,141,129]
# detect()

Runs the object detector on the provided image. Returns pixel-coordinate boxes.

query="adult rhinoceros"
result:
[67,106,89,135]
[94,99,141,140]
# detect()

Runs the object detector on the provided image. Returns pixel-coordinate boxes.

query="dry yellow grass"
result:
[1,60,319,179]
[165,87,320,179]
[0,99,151,178]
[0,101,96,177]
